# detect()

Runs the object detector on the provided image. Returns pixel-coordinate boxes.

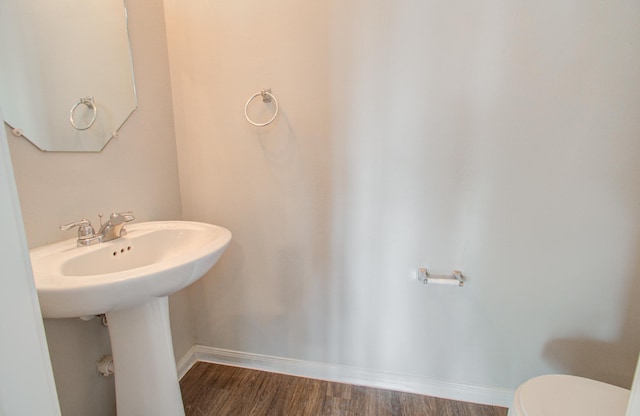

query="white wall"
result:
[0,108,60,416]
[164,0,640,401]
[5,0,185,415]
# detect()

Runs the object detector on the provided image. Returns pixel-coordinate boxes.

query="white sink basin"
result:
[29,220,231,416]
[31,220,231,318]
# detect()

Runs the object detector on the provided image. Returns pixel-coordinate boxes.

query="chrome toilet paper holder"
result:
[417,268,464,287]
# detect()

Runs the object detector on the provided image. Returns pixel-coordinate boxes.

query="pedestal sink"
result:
[30,221,232,416]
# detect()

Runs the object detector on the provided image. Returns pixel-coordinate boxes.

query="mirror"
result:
[0,0,137,152]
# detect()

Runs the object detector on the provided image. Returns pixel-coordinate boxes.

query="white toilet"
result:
[509,355,640,416]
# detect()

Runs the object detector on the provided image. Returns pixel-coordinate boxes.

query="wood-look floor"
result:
[180,362,508,416]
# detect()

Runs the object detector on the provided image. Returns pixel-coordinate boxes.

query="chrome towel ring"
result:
[69,96,97,130]
[244,89,278,127]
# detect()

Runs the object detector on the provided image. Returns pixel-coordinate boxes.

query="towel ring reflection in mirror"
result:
[244,89,279,127]
[69,96,97,130]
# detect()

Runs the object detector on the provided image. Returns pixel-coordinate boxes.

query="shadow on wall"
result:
[188,239,246,347]
[43,318,116,415]
[543,253,640,388]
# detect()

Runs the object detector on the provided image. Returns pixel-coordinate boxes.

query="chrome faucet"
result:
[96,212,135,242]
[60,212,135,246]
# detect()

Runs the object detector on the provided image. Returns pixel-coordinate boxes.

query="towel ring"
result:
[244,89,278,127]
[70,96,97,130]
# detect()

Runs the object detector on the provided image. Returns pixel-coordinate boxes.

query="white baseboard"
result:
[177,345,514,407]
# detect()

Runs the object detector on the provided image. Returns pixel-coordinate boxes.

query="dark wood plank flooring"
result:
[180,362,508,416]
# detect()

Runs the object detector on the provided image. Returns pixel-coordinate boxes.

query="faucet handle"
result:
[59,219,96,240]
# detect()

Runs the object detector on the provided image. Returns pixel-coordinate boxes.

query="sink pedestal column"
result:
[106,296,185,416]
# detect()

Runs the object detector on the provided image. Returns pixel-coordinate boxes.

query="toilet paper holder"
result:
[417,268,464,287]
